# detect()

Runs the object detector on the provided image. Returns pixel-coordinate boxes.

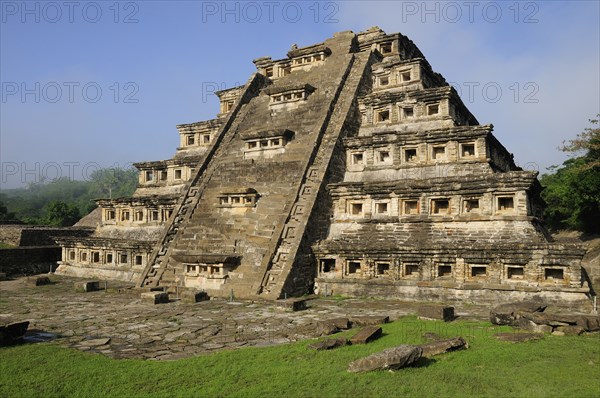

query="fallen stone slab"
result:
[316,321,339,336]
[521,312,577,327]
[74,281,100,292]
[577,315,600,332]
[418,337,468,357]
[517,312,599,333]
[348,345,423,373]
[417,305,455,322]
[515,318,553,334]
[0,321,30,346]
[141,292,169,304]
[349,326,382,345]
[276,298,307,311]
[327,317,351,330]
[494,332,544,343]
[308,338,348,351]
[79,338,111,347]
[553,325,585,336]
[180,290,209,303]
[351,315,389,327]
[29,276,51,286]
[490,300,547,326]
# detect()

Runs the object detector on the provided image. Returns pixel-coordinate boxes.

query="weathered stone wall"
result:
[0,225,23,246]
[55,237,153,283]
[20,228,93,246]
[0,246,61,276]
[0,225,93,247]
[55,262,142,282]
[60,27,588,304]
[315,278,592,312]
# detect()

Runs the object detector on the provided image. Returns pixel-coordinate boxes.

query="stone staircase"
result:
[137,73,267,289]
[139,32,377,299]
[259,51,377,299]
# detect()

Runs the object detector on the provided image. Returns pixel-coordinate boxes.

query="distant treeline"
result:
[539,116,600,234]
[0,167,138,227]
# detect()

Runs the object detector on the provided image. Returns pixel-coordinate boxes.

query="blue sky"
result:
[1,0,599,188]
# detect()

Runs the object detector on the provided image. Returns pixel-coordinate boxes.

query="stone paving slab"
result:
[0,275,490,360]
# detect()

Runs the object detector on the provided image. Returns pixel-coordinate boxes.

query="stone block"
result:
[351,315,389,327]
[141,292,169,304]
[180,290,209,303]
[316,321,339,336]
[0,321,30,346]
[74,281,100,293]
[0,272,7,281]
[29,276,51,286]
[349,326,382,345]
[308,338,348,350]
[276,298,307,311]
[490,300,547,325]
[418,305,454,322]
[554,325,585,336]
[577,315,600,332]
[418,337,468,357]
[515,319,553,334]
[328,317,351,330]
[348,345,422,373]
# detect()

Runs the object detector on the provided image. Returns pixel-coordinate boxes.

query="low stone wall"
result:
[0,225,24,246]
[315,278,593,312]
[0,225,94,247]
[54,263,141,283]
[0,246,61,276]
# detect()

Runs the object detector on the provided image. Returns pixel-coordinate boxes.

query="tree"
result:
[42,200,81,227]
[540,116,600,233]
[1,166,138,226]
[0,197,18,221]
[89,167,138,199]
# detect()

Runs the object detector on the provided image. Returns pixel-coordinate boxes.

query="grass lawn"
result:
[1,317,599,397]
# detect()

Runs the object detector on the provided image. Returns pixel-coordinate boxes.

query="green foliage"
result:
[541,116,600,233]
[0,197,17,221]
[89,167,139,200]
[0,318,598,397]
[41,200,81,227]
[0,167,138,226]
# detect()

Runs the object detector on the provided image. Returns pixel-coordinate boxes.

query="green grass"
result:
[1,317,599,397]
[0,242,15,249]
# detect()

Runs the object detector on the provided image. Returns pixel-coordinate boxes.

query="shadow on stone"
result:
[412,356,437,368]
[23,329,57,343]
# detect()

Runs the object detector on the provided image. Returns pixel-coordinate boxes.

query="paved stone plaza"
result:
[0,275,488,360]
